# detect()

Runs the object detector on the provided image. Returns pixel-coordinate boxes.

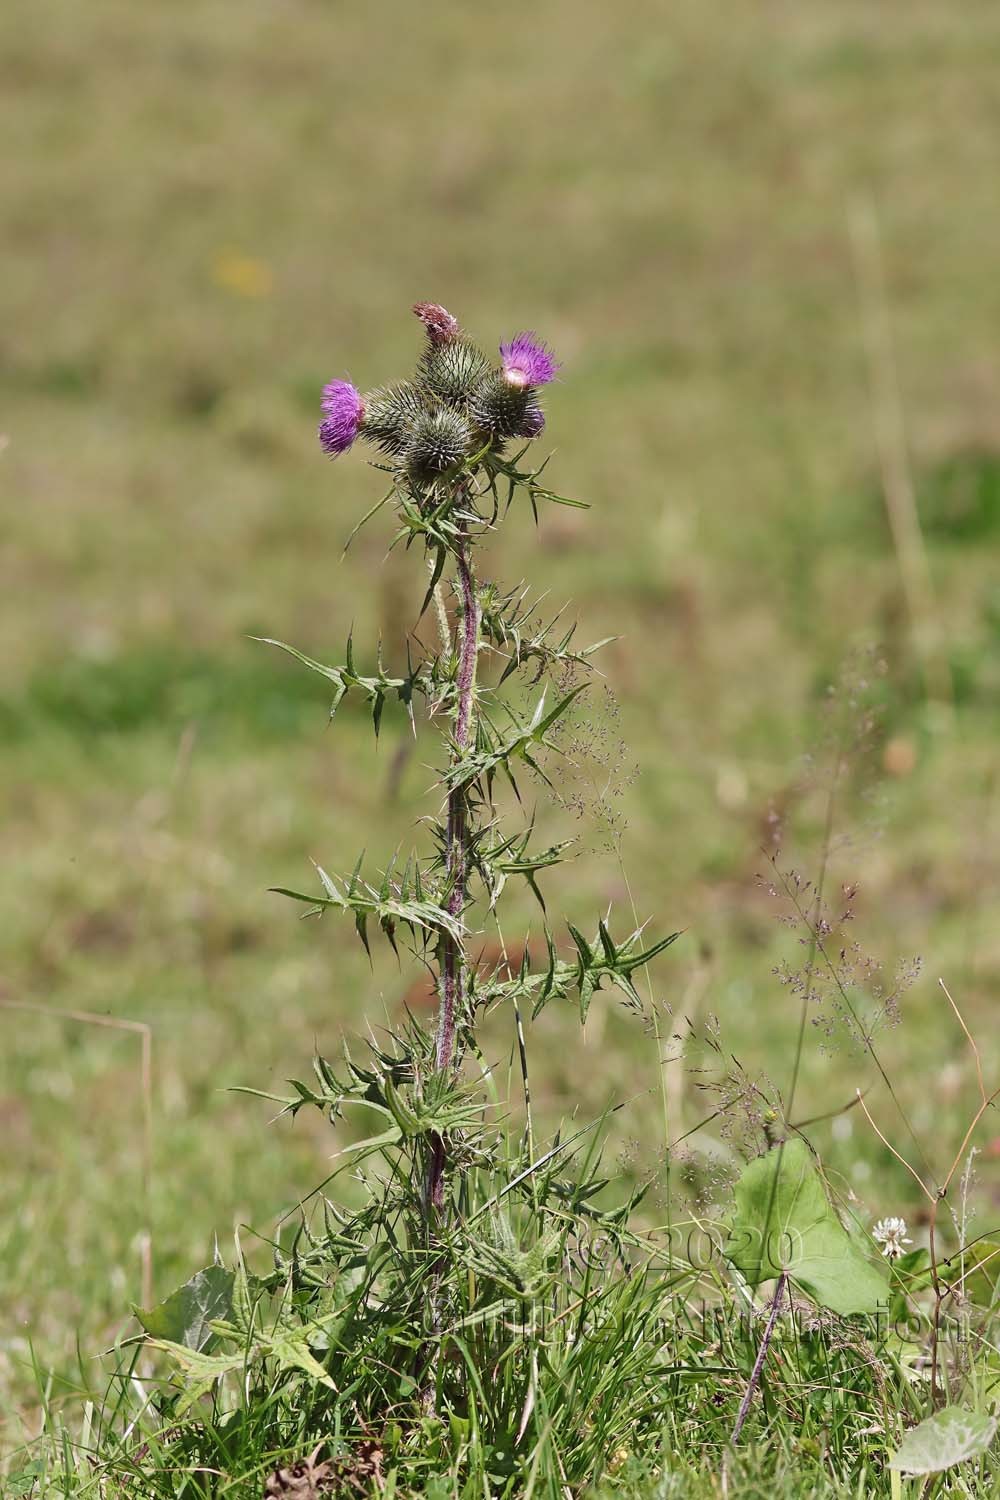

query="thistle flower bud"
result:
[405,407,473,481]
[360,382,428,455]
[318,380,364,458]
[469,372,537,440]
[412,301,461,345]
[417,339,491,407]
[499,332,559,389]
[518,400,545,439]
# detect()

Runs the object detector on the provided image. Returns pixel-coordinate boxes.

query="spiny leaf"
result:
[272,874,465,949]
[254,636,344,688]
[481,449,590,511]
[147,1341,251,1415]
[419,543,448,621]
[470,920,680,1022]
[341,485,394,553]
[255,635,431,731]
[267,1326,337,1392]
[444,685,586,795]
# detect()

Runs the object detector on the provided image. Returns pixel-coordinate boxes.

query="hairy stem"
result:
[427,524,479,1211]
[421,524,479,1413]
[730,1269,787,1445]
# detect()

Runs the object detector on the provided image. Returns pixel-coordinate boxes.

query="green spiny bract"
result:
[405,406,474,481]
[469,370,541,440]
[360,381,428,455]
[417,338,491,407]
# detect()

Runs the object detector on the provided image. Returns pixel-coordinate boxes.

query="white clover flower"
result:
[872,1215,912,1260]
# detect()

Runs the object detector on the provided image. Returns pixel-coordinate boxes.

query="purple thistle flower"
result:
[499,332,559,389]
[318,380,364,458]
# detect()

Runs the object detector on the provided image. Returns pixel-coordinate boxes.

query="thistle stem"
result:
[428,523,479,1211]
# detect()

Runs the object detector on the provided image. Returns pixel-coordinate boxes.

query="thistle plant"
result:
[132,305,682,1488]
[269,302,676,1232]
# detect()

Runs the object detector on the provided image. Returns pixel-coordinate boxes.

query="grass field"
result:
[3,0,1000,1491]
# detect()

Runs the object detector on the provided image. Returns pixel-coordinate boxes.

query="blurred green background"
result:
[2,0,999,1422]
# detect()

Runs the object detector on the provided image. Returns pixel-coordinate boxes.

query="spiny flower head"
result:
[418,339,490,407]
[500,332,559,389]
[361,382,428,455]
[470,373,543,441]
[872,1216,912,1260]
[405,406,473,481]
[318,380,364,458]
[318,306,555,477]
[520,401,546,438]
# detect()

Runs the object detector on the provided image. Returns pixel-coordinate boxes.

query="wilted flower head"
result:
[500,332,559,389]
[872,1216,912,1260]
[413,301,460,345]
[318,380,364,458]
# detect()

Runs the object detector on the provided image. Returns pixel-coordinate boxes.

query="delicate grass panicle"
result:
[30,307,1000,1500]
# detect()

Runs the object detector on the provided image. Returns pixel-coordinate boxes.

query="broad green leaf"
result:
[7,1462,45,1496]
[725,1139,888,1315]
[135,1265,234,1352]
[888,1406,997,1475]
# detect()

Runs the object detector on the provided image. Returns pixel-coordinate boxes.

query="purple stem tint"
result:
[730,1269,788,1444]
[427,529,479,1212]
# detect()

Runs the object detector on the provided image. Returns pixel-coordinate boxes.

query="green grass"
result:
[3,0,1000,1492]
